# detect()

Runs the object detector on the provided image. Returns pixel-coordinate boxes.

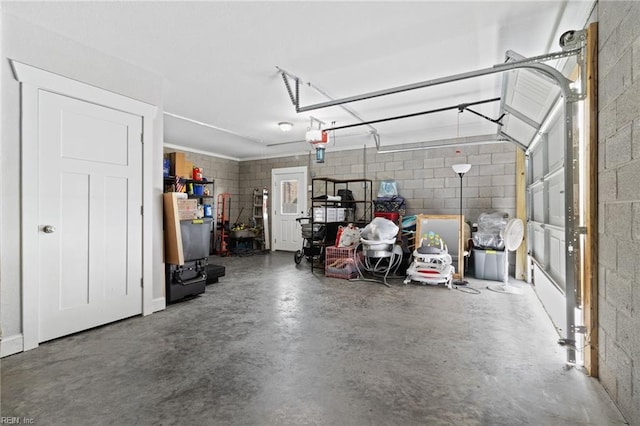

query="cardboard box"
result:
[183,161,193,179]
[177,199,198,220]
[163,193,185,265]
[168,152,193,178]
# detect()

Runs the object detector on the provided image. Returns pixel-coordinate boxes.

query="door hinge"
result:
[140,278,144,288]
[140,205,144,215]
[140,133,144,144]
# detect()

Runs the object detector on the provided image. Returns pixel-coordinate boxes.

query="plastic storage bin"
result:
[313,207,346,223]
[180,218,213,261]
[473,248,505,281]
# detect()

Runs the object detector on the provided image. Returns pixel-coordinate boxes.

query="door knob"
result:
[43,225,56,233]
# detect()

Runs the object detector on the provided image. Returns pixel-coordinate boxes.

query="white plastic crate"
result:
[312,207,346,223]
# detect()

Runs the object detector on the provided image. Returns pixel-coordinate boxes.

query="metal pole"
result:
[323,97,500,132]
[295,58,574,113]
[453,172,468,286]
[459,174,464,281]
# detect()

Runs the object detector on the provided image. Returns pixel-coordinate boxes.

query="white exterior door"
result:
[271,167,307,252]
[37,90,143,342]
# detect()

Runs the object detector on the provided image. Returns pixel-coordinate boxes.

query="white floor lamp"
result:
[452,163,471,286]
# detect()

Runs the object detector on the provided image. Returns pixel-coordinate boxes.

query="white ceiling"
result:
[4,1,595,160]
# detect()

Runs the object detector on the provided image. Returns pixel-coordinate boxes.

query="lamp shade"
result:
[452,163,471,174]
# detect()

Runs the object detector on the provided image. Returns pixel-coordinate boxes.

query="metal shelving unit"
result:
[309,177,373,272]
[163,176,215,254]
[164,176,214,199]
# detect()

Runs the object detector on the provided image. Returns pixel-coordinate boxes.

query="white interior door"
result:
[37,90,143,342]
[271,167,307,252]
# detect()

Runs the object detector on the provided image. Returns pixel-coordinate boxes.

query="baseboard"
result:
[152,297,166,313]
[1,334,24,357]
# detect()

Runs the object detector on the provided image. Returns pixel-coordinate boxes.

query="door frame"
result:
[11,60,158,351]
[270,166,307,251]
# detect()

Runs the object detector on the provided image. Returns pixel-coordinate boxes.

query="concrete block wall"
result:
[238,142,516,226]
[163,142,516,249]
[365,143,516,222]
[597,1,640,423]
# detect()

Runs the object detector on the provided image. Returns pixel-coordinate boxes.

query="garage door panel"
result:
[548,173,565,227]
[529,223,546,263]
[532,146,546,182]
[548,228,566,291]
[547,111,564,171]
[532,185,545,223]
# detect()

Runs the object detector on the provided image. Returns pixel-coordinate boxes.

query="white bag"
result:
[337,225,361,247]
[360,217,399,241]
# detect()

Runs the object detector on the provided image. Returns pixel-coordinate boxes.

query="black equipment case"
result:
[166,260,207,303]
[165,218,213,303]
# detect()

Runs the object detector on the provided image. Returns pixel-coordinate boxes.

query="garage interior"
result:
[1,1,639,424]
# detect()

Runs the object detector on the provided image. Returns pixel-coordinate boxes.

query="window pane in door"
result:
[281,180,298,215]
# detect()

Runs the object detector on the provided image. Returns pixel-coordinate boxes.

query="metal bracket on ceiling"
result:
[370,131,381,150]
[559,29,587,52]
[561,29,588,102]
[280,71,300,110]
[277,66,381,140]
[308,116,324,130]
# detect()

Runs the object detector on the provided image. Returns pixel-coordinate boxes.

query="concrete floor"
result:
[1,251,627,425]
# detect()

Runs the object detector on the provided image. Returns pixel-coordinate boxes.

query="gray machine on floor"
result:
[166,218,213,303]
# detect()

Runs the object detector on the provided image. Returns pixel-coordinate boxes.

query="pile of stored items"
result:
[373,179,406,223]
[472,212,508,281]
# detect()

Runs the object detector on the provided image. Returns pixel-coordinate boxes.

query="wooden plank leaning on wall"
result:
[583,21,598,378]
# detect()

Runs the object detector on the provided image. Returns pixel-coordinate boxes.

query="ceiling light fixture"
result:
[278,121,293,132]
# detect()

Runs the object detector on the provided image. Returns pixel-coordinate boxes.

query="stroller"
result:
[294,217,325,264]
[404,231,455,288]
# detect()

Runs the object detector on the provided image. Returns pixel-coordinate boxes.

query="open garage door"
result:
[496,24,598,369]
[500,63,582,364]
